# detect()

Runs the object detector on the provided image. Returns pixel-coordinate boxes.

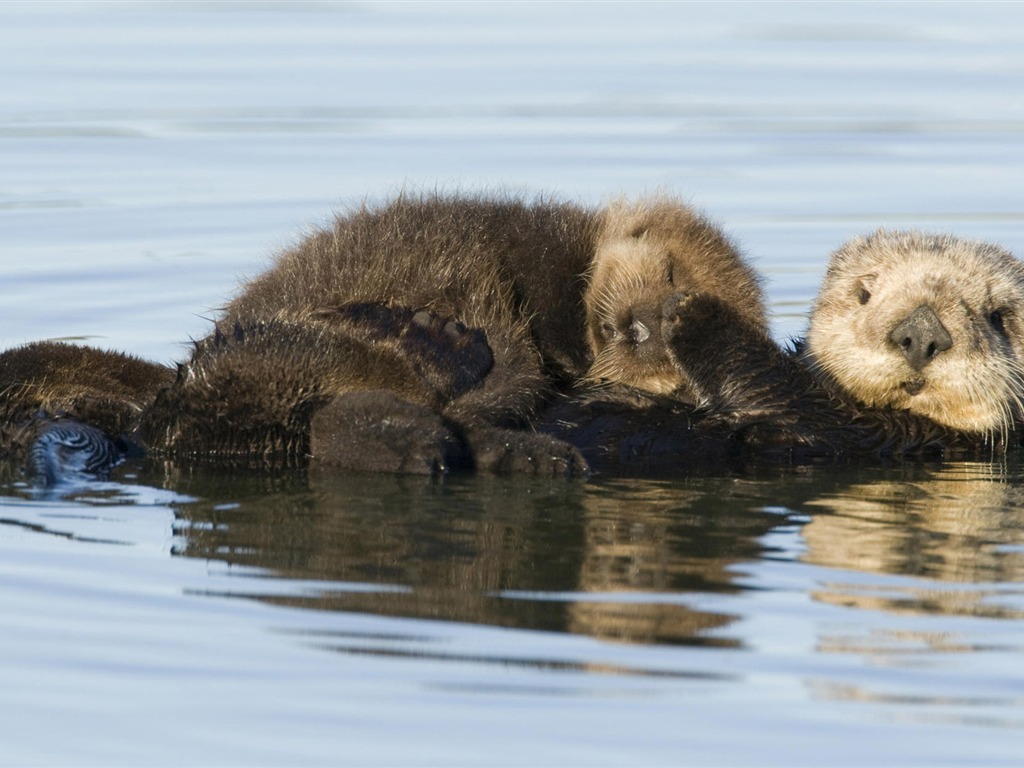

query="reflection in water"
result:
[566,478,782,646]
[152,453,1024,727]
[796,461,1024,714]
[156,462,806,648]
[803,462,1024,620]
[6,454,1024,742]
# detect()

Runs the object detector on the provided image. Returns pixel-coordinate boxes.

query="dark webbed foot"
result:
[463,426,589,478]
[311,394,588,478]
[310,390,468,476]
[317,302,494,400]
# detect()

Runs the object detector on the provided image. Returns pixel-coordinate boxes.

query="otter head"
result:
[807,229,1024,437]
[584,198,767,400]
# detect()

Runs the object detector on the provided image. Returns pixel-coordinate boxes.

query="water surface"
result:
[2,2,1024,765]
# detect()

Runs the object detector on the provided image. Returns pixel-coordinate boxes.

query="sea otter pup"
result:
[585,197,766,398]
[142,192,764,475]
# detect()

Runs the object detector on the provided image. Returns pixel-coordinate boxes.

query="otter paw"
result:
[310,390,467,476]
[463,426,589,478]
[661,291,736,348]
[660,291,695,339]
[661,290,728,336]
[322,302,494,400]
[406,309,494,397]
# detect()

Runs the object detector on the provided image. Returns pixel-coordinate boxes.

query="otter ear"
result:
[854,273,877,305]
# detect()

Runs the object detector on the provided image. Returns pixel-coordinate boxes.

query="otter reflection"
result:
[162,466,794,646]
[565,477,783,646]
[803,461,1024,620]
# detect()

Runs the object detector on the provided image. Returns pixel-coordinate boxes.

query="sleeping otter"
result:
[141,192,763,475]
[2,193,762,480]
[584,197,765,399]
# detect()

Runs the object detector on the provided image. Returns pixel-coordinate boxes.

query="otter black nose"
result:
[630,318,651,344]
[628,305,661,346]
[889,305,952,371]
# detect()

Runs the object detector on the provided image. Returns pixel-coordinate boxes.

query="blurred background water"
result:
[2,1,1024,765]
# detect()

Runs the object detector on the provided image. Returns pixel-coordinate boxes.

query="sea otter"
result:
[543,229,1024,473]
[8,225,1019,482]
[805,229,1024,442]
[141,192,763,475]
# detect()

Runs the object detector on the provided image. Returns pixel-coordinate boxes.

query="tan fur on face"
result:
[807,230,1024,437]
[584,197,767,399]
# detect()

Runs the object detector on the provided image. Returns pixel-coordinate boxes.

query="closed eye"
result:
[667,257,680,287]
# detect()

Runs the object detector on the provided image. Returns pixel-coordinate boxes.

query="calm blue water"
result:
[2,2,1024,765]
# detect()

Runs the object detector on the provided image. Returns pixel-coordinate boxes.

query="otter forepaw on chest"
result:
[659,290,693,337]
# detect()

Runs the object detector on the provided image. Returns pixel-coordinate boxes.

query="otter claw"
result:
[661,291,695,337]
[412,310,435,328]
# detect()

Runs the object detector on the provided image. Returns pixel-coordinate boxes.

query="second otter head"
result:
[584,198,768,400]
[807,229,1024,436]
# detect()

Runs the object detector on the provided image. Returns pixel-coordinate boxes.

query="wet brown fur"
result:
[139,193,601,474]
[542,231,1024,474]
[143,192,762,475]
[10,222,1018,479]
[142,304,498,473]
[585,197,766,399]
[0,194,766,479]
[0,341,174,464]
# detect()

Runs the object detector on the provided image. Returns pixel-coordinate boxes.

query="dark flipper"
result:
[310,390,467,476]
